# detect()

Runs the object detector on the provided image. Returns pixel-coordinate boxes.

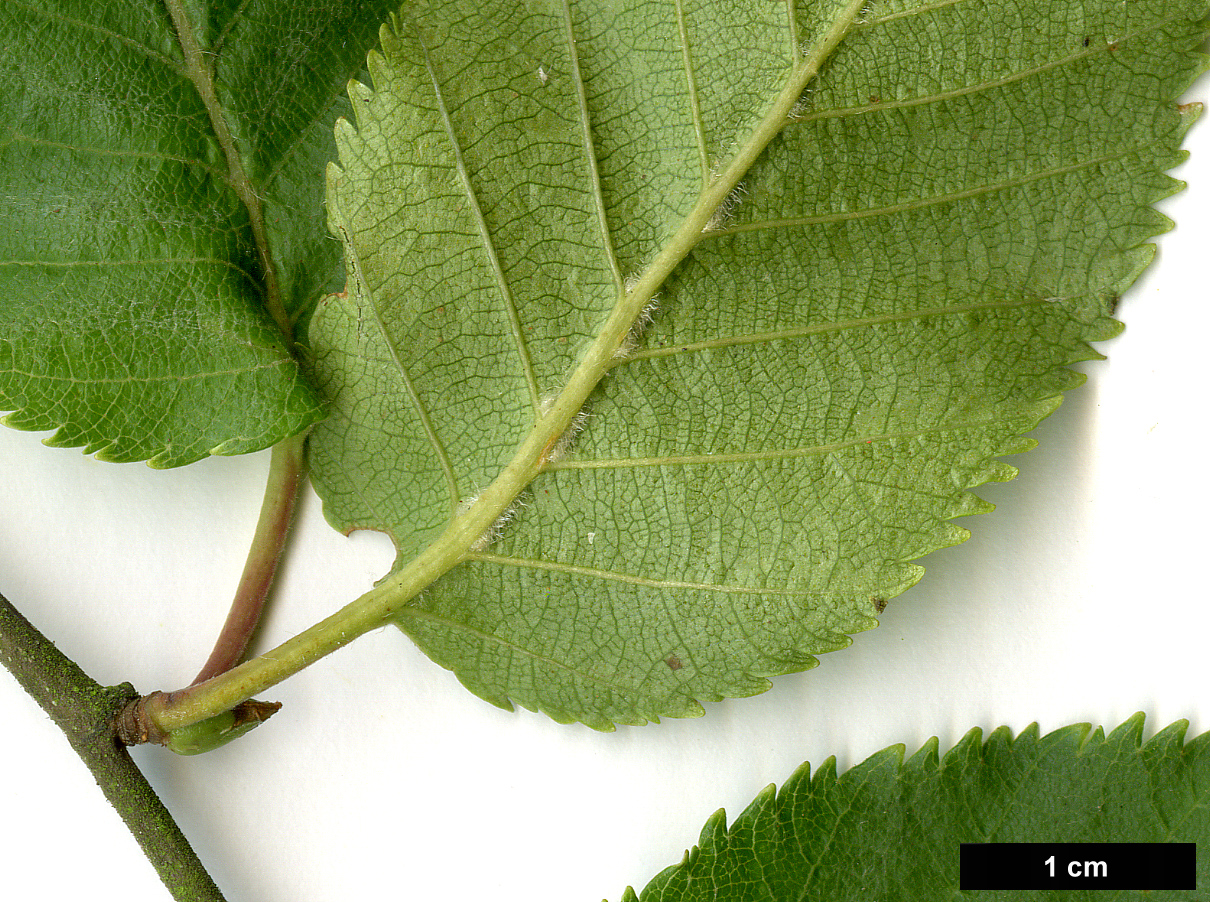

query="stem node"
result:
[117,692,282,755]
[114,691,172,747]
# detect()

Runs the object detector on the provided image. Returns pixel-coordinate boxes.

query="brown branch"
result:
[0,589,226,902]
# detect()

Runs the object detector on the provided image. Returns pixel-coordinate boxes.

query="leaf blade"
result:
[619,716,1210,900]
[309,0,1206,726]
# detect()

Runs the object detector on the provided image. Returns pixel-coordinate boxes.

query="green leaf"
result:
[0,1,397,466]
[308,0,1207,727]
[617,715,1210,901]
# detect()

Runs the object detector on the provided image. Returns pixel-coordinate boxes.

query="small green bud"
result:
[164,700,281,755]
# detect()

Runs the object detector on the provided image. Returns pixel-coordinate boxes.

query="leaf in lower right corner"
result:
[620,715,1210,901]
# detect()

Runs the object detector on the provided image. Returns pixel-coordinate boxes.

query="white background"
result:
[2,74,1210,902]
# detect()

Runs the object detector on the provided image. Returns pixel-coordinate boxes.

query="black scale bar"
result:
[960,842,1196,890]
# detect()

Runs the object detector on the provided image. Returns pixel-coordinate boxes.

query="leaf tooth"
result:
[1033,721,1093,760]
[695,807,732,857]
[809,755,840,792]
[346,78,375,122]
[1102,712,1147,750]
[1144,717,1192,757]
[938,728,982,770]
[726,783,781,855]
[775,759,816,801]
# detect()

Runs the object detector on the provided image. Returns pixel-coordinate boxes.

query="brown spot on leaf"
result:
[871,596,888,614]
[665,654,683,671]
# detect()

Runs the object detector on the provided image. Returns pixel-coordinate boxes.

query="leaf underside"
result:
[619,715,1210,902]
[309,0,1207,727]
[0,1,397,466]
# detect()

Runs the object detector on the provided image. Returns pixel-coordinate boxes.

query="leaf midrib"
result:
[164,0,294,342]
